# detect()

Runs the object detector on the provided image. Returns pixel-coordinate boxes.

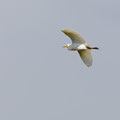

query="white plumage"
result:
[61,29,98,67]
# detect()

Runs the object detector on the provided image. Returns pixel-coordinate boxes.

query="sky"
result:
[0,0,120,120]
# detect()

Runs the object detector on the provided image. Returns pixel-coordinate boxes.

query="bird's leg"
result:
[86,45,99,50]
[92,47,99,50]
[86,46,92,49]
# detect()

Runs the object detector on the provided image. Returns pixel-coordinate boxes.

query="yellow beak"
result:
[62,45,67,48]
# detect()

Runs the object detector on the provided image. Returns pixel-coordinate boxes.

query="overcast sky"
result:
[0,0,120,120]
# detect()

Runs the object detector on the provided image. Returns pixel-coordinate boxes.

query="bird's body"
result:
[66,43,88,51]
[61,29,99,67]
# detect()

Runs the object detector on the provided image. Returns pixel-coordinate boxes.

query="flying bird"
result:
[61,29,99,67]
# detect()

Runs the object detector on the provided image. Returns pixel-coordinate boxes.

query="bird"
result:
[61,29,99,67]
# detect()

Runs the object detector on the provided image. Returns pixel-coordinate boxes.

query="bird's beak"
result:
[62,45,67,48]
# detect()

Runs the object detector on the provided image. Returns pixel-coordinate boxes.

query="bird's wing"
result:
[62,29,86,44]
[78,49,93,67]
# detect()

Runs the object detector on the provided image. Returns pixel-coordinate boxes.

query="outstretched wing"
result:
[61,29,86,44]
[78,49,93,67]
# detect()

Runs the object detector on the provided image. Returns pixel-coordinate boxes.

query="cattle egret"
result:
[61,29,99,67]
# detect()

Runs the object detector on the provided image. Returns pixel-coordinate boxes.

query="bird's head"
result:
[62,43,71,48]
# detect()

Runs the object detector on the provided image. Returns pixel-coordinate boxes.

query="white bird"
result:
[61,29,99,67]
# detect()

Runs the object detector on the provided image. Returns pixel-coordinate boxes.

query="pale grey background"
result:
[0,0,120,120]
